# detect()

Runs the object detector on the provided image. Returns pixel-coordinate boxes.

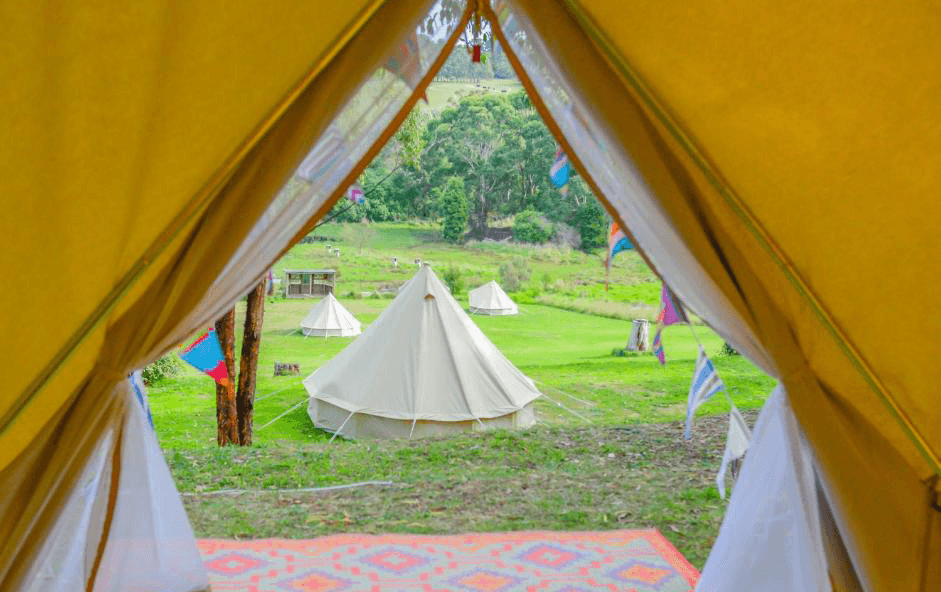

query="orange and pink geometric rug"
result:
[198,530,699,591]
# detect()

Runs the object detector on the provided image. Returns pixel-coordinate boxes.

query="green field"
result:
[423,79,523,111]
[151,223,775,568]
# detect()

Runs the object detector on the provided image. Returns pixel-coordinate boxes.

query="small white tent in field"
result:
[299,293,362,337]
[469,281,518,315]
[304,265,540,439]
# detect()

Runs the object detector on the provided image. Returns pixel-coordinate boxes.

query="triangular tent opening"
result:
[299,293,362,337]
[304,265,539,440]
[5,1,936,590]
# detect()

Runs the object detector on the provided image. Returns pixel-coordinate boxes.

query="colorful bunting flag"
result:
[716,405,751,499]
[604,221,633,290]
[657,284,688,325]
[685,347,725,439]
[607,221,633,263]
[652,327,666,365]
[348,183,365,204]
[550,147,571,189]
[179,328,229,386]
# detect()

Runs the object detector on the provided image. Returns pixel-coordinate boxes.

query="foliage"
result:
[441,265,464,295]
[423,94,525,234]
[512,208,554,244]
[437,44,494,81]
[574,196,609,251]
[499,257,532,292]
[721,342,741,356]
[322,81,608,240]
[141,354,183,386]
[439,177,468,243]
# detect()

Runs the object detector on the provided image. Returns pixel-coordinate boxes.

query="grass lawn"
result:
[149,223,776,569]
[422,79,523,112]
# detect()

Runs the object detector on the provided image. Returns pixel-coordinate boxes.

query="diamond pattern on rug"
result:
[275,569,351,591]
[198,529,699,591]
[360,547,429,574]
[451,568,523,591]
[204,552,266,576]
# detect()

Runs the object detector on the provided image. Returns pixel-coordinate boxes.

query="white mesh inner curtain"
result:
[489,1,832,589]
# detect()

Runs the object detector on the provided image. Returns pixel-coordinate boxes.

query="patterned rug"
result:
[199,530,699,591]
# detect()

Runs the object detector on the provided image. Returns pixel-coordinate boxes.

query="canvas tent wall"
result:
[300,293,362,337]
[2,1,939,590]
[304,265,539,439]
[469,281,518,315]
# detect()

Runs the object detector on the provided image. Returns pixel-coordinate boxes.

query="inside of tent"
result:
[2,0,939,590]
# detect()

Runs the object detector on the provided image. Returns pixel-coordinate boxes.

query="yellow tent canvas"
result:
[1,0,939,590]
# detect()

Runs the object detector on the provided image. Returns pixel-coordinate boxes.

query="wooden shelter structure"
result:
[284,269,335,298]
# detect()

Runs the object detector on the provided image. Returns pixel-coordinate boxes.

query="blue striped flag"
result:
[549,147,570,189]
[685,347,725,439]
[652,327,666,364]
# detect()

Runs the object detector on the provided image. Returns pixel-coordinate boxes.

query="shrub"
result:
[721,341,741,356]
[141,354,183,386]
[512,209,554,244]
[441,265,464,295]
[499,257,532,292]
[541,272,553,291]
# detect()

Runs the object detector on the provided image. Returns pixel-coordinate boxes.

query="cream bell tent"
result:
[3,0,940,590]
[300,293,362,337]
[304,265,539,439]
[469,281,518,315]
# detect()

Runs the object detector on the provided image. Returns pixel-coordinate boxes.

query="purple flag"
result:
[657,284,689,326]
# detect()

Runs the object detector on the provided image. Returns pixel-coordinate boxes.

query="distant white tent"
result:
[304,265,540,439]
[299,293,362,337]
[469,281,518,316]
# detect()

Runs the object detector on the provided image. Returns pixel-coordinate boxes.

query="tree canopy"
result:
[321,86,609,251]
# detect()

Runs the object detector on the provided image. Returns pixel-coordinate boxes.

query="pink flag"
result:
[657,284,689,326]
[347,183,365,204]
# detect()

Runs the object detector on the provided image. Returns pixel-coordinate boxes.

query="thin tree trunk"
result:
[236,278,266,445]
[214,310,238,446]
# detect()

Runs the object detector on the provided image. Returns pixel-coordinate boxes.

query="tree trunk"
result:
[236,278,266,445]
[214,310,238,446]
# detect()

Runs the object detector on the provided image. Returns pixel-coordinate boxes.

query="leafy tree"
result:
[513,208,554,243]
[490,40,514,79]
[574,196,608,251]
[423,95,524,235]
[439,177,468,242]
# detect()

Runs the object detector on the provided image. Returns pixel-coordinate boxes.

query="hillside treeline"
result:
[327,89,609,251]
